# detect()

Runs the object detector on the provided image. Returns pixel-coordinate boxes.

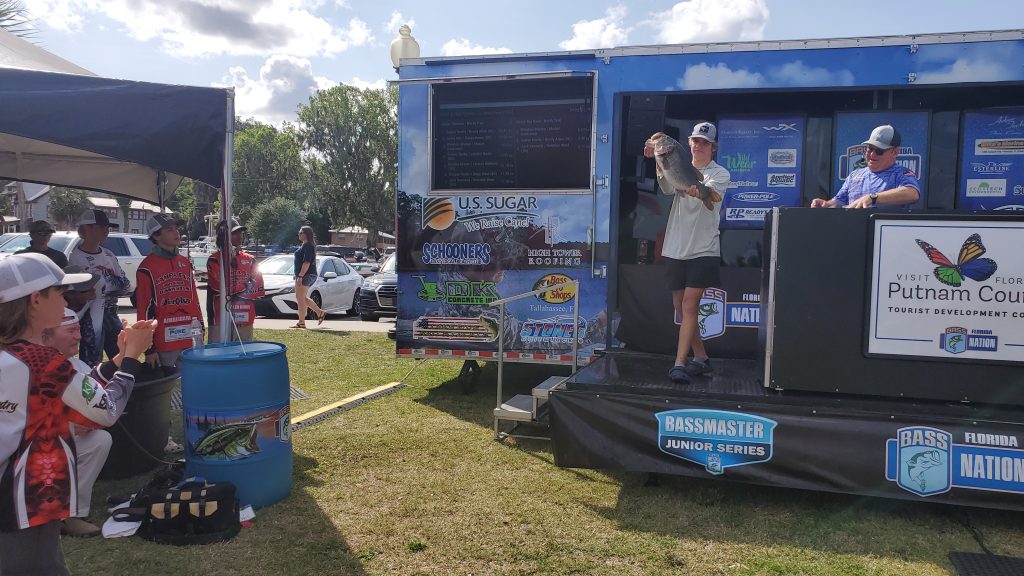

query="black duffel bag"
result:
[117,476,241,545]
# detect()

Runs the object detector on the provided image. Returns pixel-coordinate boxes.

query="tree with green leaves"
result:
[48,187,90,229]
[298,85,397,248]
[249,196,304,247]
[232,118,308,220]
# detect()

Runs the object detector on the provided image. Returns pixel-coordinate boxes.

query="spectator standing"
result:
[68,209,130,366]
[15,220,68,267]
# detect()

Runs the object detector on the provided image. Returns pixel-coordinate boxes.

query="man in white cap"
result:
[645,122,730,384]
[68,209,130,366]
[40,309,108,537]
[811,125,921,209]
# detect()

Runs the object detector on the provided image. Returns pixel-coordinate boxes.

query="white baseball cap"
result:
[0,253,93,303]
[60,308,80,326]
[863,125,901,150]
[690,122,717,143]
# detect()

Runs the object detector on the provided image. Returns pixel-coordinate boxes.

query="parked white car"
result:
[255,254,363,318]
[180,241,216,282]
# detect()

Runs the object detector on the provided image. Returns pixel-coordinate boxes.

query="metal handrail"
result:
[489,279,581,439]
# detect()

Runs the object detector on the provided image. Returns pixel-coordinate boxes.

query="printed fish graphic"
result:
[907,449,942,491]
[191,421,261,460]
[697,302,719,333]
[645,132,722,211]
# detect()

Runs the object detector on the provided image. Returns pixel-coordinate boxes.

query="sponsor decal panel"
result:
[767,174,796,188]
[971,161,1013,175]
[965,179,1008,198]
[975,138,1024,155]
[721,153,757,173]
[520,316,587,344]
[414,275,499,305]
[674,290,760,335]
[885,426,1024,497]
[733,192,780,203]
[413,315,500,342]
[534,273,576,304]
[726,207,772,222]
[767,148,797,168]
[421,243,491,266]
[656,409,776,475]
[868,220,1024,362]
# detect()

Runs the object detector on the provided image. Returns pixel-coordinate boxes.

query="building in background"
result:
[329,225,395,250]
[2,182,171,232]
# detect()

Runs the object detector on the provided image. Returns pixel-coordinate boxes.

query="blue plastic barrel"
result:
[180,342,291,508]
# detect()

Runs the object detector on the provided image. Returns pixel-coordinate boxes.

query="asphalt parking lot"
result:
[117,286,395,334]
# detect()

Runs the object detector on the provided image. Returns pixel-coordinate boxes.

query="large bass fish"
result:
[644,132,722,211]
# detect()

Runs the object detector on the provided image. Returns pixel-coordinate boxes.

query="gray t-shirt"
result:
[659,159,731,261]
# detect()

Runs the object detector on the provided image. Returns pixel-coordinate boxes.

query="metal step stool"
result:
[493,376,567,439]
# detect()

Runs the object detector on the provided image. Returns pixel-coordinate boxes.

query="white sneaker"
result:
[164,437,183,454]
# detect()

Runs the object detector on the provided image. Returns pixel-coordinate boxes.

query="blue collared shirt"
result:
[833,164,921,207]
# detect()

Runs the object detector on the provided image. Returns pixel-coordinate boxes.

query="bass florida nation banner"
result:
[834,111,928,209]
[959,108,1024,211]
[867,217,1024,363]
[717,115,804,229]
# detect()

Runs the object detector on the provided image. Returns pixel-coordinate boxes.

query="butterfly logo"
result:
[914,234,997,287]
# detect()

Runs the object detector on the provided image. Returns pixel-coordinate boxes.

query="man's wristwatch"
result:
[869,193,878,206]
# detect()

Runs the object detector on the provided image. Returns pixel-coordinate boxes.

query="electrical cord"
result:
[949,508,994,556]
[114,419,180,467]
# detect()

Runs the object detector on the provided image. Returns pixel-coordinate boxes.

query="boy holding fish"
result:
[643,122,730,384]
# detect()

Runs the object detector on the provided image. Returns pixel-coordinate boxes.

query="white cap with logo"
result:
[863,125,901,150]
[690,122,717,143]
[0,253,93,303]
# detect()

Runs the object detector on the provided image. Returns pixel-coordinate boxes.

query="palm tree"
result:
[0,0,33,38]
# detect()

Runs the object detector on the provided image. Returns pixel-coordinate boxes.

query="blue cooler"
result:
[180,342,291,508]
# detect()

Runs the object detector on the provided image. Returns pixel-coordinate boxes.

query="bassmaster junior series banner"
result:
[959,108,1024,211]
[717,115,804,229]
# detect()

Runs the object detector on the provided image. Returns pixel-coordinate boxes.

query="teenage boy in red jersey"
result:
[136,214,203,368]
[207,219,264,342]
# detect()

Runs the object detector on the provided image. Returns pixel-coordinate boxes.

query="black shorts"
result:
[665,256,720,291]
[300,273,317,287]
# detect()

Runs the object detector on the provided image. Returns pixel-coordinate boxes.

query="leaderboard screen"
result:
[430,76,594,193]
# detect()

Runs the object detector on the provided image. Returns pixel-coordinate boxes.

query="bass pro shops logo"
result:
[885,427,952,496]
[656,409,776,475]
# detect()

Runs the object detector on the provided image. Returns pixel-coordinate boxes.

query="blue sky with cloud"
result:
[21,0,1024,124]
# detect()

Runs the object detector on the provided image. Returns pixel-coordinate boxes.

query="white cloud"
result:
[649,0,769,44]
[384,11,415,34]
[916,57,1013,84]
[27,0,373,58]
[768,61,854,86]
[440,38,512,57]
[558,6,629,51]
[348,77,387,90]
[678,62,763,90]
[225,55,335,126]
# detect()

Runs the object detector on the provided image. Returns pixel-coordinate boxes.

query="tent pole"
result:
[217,89,235,344]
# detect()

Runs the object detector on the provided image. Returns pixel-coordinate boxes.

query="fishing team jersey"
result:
[0,342,140,531]
[68,246,131,365]
[137,251,203,352]
[660,159,731,261]
[206,249,265,326]
[833,164,921,207]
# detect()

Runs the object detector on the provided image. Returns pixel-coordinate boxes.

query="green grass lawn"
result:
[63,330,1024,575]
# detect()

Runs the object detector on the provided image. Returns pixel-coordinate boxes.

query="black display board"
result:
[764,208,1024,405]
[431,77,593,192]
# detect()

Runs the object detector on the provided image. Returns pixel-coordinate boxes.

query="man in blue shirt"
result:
[811,125,921,209]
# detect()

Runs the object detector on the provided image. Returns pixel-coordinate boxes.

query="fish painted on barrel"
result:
[644,132,722,211]
[191,421,262,460]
